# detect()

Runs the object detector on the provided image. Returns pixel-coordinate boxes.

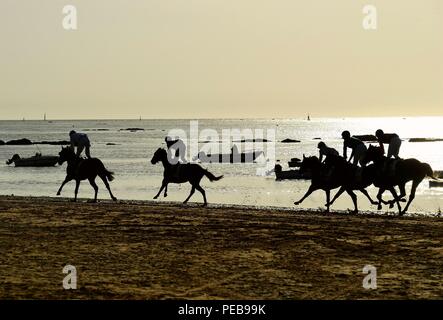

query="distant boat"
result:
[193,151,264,163]
[6,153,59,167]
[274,164,310,180]
[307,114,311,121]
[44,113,46,121]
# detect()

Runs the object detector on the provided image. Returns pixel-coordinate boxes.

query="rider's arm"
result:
[348,150,354,163]
[378,139,385,154]
[343,144,347,160]
[319,151,323,162]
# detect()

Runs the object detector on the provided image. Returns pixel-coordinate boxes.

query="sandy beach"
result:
[0,195,442,300]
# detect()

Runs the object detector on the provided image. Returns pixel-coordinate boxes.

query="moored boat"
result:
[6,153,59,167]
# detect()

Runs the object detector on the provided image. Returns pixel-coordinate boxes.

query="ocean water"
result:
[1,117,443,215]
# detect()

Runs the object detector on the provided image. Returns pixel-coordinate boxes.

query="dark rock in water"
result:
[0,140,5,145]
[233,139,271,143]
[281,138,301,143]
[6,138,32,145]
[34,141,70,145]
[120,128,145,132]
[106,143,119,146]
[354,135,377,142]
[84,129,110,131]
[409,138,443,143]
[313,138,321,140]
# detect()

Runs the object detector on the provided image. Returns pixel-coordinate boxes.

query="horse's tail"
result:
[204,169,223,182]
[104,169,115,182]
[423,163,438,180]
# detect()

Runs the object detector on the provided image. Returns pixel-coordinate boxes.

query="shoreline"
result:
[0,194,441,218]
[0,195,442,299]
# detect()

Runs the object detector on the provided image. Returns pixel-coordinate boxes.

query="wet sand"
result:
[0,195,442,299]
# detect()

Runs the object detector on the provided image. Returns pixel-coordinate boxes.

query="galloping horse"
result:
[56,147,117,202]
[151,148,223,206]
[362,145,437,215]
[325,154,378,213]
[293,155,343,212]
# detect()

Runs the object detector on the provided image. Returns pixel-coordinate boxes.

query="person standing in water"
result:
[341,130,367,166]
[69,130,92,159]
[375,129,402,159]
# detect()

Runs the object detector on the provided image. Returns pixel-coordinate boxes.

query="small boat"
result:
[288,158,301,168]
[6,153,59,167]
[194,151,264,163]
[429,180,443,188]
[274,164,311,181]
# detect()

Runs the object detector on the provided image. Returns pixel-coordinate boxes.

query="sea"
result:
[1,117,442,215]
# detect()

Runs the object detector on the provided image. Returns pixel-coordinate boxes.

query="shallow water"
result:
[1,117,442,215]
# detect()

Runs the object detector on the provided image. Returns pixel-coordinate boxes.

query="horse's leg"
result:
[164,184,168,198]
[328,186,345,206]
[325,189,330,213]
[294,184,318,206]
[376,188,386,210]
[359,188,377,205]
[345,189,358,213]
[388,184,407,208]
[388,187,402,214]
[183,185,196,204]
[88,178,99,203]
[57,176,72,196]
[154,179,167,199]
[195,184,207,206]
[73,180,80,202]
[401,179,421,215]
[99,174,117,201]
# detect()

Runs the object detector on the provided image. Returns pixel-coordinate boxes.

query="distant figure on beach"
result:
[69,130,91,159]
[165,136,187,164]
[341,131,367,167]
[317,142,339,163]
[375,129,402,159]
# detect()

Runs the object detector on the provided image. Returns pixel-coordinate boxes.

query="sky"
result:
[0,0,442,120]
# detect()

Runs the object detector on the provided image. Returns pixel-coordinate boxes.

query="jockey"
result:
[69,130,91,159]
[317,141,339,163]
[375,129,402,159]
[165,136,187,164]
[341,130,367,167]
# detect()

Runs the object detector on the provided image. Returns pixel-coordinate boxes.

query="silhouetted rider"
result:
[317,141,339,163]
[165,136,187,164]
[375,129,401,159]
[341,130,366,167]
[69,130,91,159]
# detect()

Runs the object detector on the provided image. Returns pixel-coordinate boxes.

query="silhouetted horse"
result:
[56,147,117,202]
[294,155,343,212]
[362,145,437,215]
[325,154,378,213]
[151,148,223,206]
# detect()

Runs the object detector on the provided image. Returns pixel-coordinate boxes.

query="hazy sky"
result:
[0,0,442,119]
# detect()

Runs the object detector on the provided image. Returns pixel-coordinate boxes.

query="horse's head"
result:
[299,154,321,174]
[362,145,384,165]
[58,146,75,165]
[151,148,167,165]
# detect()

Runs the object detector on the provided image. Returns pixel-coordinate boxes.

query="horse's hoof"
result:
[400,211,406,216]
[56,192,61,196]
[294,202,300,206]
[164,194,168,198]
[389,202,394,209]
[112,197,117,201]
[202,203,208,207]
[153,196,158,200]
[377,204,382,210]
[88,199,97,203]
